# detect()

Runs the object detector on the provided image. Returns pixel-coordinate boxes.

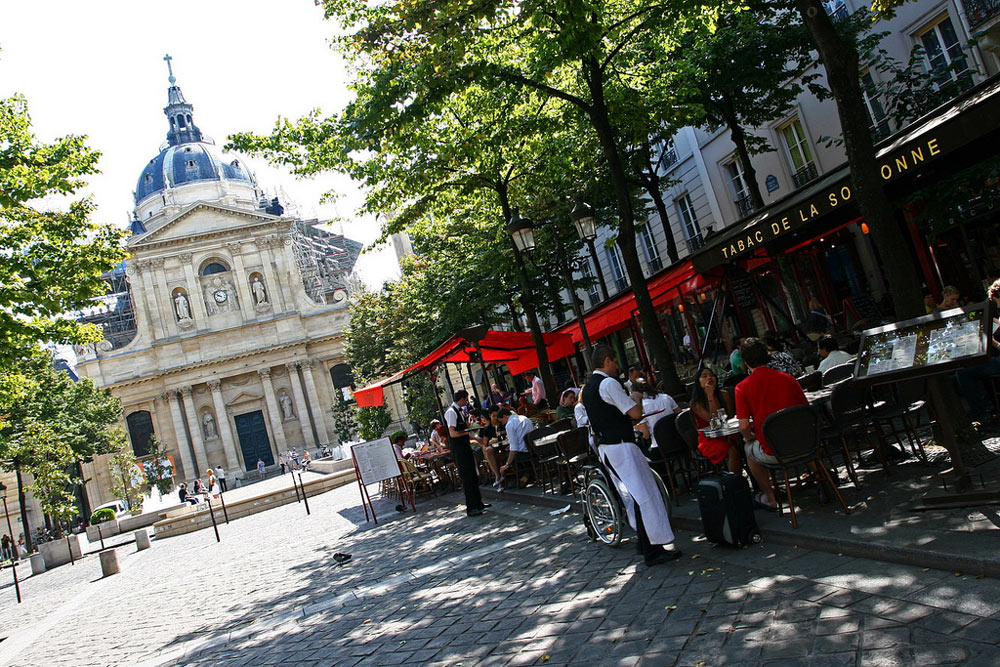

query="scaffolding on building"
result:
[75,263,139,350]
[291,217,364,304]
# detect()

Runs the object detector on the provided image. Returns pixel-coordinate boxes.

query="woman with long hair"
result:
[690,368,741,473]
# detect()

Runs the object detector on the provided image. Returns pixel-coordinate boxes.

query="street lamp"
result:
[506,208,536,253]
[0,482,22,603]
[570,198,609,301]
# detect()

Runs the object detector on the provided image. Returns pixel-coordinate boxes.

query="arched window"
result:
[177,114,187,128]
[126,411,155,457]
[201,262,229,276]
[330,363,354,389]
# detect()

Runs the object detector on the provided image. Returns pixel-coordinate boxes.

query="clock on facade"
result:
[214,290,228,304]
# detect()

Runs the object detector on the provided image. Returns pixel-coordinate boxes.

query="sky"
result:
[0,0,399,287]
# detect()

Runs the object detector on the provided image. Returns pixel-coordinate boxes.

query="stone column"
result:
[124,261,153,340]
[179,386,210,473]
[178,252,208,323]
[300,359,331,446]
[151,258,179,338]
[207,379,241,470]
[257,368,288,452]
[225,241,256,321]
[163,390,195,481]
[285,362,317,449]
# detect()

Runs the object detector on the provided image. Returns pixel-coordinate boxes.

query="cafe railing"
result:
[965,0,1000,29]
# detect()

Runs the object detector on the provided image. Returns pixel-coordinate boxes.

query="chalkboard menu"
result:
[854,302,992,382]
[849,294,883,324]
[729,277,756,308]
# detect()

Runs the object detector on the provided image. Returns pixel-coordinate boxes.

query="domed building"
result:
[74,62,364,508]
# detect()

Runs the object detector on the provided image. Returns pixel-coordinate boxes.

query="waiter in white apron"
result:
[581,344,681,566]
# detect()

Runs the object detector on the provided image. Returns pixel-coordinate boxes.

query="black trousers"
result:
[634,503,655,556]
[450,440,483,510]
[218,479,228,492]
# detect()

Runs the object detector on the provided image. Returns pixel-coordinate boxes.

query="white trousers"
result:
[598,441,675,545]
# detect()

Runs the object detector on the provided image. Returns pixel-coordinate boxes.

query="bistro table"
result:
[534,430,571,448]
[698,417,741,440]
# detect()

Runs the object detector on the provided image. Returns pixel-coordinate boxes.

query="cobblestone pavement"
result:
[1,482,999,667]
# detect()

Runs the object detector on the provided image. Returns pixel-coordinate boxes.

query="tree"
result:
[108,446,146,512]
[331,390,358,446]
[142,435,176,498]
[23,419,79,537]
[0,95,127,364]
[356,405,393,441]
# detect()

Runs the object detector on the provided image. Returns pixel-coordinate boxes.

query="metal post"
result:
[218,491,230,524]
[206,497,221,543]
[585,238,610,301]
[291,472,302,503]
[66,534,74,566]
[98,522,105,551]
[299,472,311,515]
[2,496,22,603]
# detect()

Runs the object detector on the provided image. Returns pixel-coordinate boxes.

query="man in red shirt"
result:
[735,338,808,510]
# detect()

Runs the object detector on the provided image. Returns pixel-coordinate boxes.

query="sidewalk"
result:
[481,443,1000,579]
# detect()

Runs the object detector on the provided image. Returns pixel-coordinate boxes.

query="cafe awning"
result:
[353,329,576,407]
[554,261,700,343]
[690,76,1000,274]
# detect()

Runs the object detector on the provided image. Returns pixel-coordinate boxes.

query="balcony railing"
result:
[662,146,679,168]
[685,235,705,254]
[791,163,819,188]
[965,0,1000,29]
[734,195,755,218]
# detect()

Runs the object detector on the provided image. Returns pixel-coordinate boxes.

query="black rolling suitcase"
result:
[696,473,762,547]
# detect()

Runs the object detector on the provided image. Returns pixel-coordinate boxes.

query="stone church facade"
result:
[75,68,361,509]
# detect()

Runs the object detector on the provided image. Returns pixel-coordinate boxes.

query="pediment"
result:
[225,390,264,407]
[129,202,281,248]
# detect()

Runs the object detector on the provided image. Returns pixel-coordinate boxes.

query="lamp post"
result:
[0,482,22,604]
[508,209,596,371]
[571,198,609,302]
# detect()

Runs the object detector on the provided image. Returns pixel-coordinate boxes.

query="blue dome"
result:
[135,142,256,204]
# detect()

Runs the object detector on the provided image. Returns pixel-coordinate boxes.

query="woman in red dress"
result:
[690,368,741,472]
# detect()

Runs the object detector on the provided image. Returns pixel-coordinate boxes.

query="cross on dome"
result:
[163,53,176,84]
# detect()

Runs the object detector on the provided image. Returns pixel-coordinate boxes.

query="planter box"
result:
[87,520,120,542]
[39,534,82,569]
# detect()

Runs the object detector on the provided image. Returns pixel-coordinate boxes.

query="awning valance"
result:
[353,330,575,407]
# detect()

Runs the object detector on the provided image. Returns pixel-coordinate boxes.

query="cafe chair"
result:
[652,414,694,505]
[821,379,882,485]
[868,379,929,464]
[397,458,436,498]
[761,404,851,529]
[555,427,594,499]
[797,370,822,392]
[821,362,854,387]
[722,373,748,391]
[675,408,719,478]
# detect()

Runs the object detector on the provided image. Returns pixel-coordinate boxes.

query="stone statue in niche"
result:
[174,292,191,320]
[279,392,295,420]
[251,276,268,305]
[202,411,218,439]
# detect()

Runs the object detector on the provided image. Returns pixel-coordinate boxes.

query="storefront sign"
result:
[765,175,779,193]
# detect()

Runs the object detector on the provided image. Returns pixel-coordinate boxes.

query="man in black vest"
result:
[445,390,491,517]
[582,344,681,566]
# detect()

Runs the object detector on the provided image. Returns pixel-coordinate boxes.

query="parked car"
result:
[92,499,129,520]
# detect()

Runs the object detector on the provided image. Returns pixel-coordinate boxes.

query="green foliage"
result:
[23,418,80,535]
[142,435,175,497]
[89,508,116,525]
[330,389,358,445]
[356,405,393,441]
[108,446,146,511]
[402,377,441,435]
[0,95,127,363]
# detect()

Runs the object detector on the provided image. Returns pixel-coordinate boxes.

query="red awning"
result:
[554,261,699,343]
[354,330,576,407]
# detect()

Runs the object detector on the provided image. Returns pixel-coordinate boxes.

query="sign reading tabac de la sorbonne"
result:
[694,77,1000,274]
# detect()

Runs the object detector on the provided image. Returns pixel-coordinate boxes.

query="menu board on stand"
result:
[350,436,414,523]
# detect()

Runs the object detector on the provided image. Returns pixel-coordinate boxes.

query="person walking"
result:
[445,389,489,517]
[278,454,286,475]
[581,344,681,567]
[216,465,228,492]
[1,533,11,562]
[257,458,266,480]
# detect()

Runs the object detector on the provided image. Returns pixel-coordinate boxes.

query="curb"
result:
[484,486,1000,579]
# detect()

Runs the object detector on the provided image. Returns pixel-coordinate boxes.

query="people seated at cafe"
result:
[469,408,504,488]
[624,365,643,393]
[522,370,548,408]
[736,338,820,510]
[956,279,1000,427]
[764,332,803,377]
[690,368,741,473]
[556,389,578,421]
[428,419,446,449]
[634,380,680,442]
[391,431,408,459]
[488,383,509,408]
[516,395,539,417]
[498,408,534,486]
[923,289,938,314]
[935,285,961,312]
[817,336,852,373]
[808,298,834,335]
[729,338,746,376]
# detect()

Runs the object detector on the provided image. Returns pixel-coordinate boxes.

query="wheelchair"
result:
[580,450,674,548]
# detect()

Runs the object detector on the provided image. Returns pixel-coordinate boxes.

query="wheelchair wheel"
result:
[650,469,674,524]
[585,476,623,547]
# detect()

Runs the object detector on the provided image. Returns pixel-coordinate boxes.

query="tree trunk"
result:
[584,57,683,394]
[796,0,980,488]
[15,461,32,554]
[642,169,681,264]
[728,118,766,211]
[497,185,558,402]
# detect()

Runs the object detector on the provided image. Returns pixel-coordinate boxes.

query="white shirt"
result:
[683,333,691,346]
[504,413,534,453]
[594,370,639,415]
[818,349,853,373]
[444,403,463,430]
[530,376,545,404]
[641,393,679,433]
[574,401,589,427]
[216,466,226,479]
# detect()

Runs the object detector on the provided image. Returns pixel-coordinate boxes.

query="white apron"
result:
[598,441,674,545]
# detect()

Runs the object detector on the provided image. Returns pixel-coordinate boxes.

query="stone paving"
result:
[1,481,999,667]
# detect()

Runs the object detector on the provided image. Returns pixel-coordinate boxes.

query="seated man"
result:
[469,408,503,487]
[556,389,578,421]
[736,338,831,509]
[178,482,198,505]
[498,408,534,486]
[817,336,852,373]
[956,279,1000,426]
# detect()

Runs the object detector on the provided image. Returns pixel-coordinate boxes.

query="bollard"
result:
[29,553,46,575]
[99,549,120,576]
[134,529,151,551]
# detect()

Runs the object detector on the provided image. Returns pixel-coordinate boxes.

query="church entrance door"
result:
[234,411,274,471]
